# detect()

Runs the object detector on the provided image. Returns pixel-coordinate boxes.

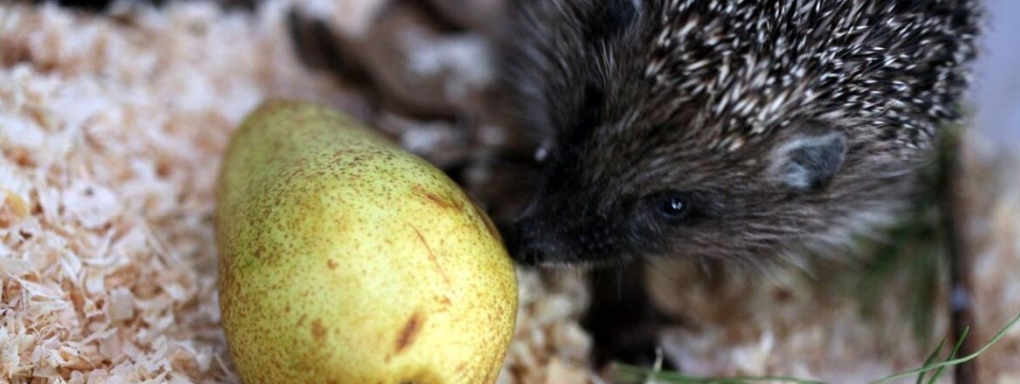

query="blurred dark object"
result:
[14,0,260,12]
[287,1,472,119]
[583,263,680,371]
[17,0,126,11]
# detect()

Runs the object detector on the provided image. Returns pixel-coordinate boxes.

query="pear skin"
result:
[215,99,518,384]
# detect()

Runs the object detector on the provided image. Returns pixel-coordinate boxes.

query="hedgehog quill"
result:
[496,0,982,368]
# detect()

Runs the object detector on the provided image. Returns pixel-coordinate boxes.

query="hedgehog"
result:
[499,0,981,267]
[494,0,982,367]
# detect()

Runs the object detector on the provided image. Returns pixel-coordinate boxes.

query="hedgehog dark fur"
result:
[497,0,982,269]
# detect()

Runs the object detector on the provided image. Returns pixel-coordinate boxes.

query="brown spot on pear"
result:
[396,312,424,353]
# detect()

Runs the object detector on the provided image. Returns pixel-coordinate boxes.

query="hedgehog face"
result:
[507,113,861,268]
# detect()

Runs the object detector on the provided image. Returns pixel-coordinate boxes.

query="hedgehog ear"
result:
[767,123,847,192]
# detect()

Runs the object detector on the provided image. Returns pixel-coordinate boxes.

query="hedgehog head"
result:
[500,0,980,267]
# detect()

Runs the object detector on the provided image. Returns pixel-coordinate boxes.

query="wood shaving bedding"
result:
[0,2,593,382]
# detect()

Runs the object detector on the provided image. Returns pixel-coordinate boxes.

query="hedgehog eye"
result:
[646,191,696,224]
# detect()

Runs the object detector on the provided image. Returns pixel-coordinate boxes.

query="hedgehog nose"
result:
[505,217,546,267]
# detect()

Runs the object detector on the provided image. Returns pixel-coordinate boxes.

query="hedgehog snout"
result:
[505,214,550,266]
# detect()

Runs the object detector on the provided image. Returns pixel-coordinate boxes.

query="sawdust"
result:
[0,2,590,383]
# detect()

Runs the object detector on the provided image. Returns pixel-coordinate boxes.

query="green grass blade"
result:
[915,337,948,384]
[870,311,1020,384]
[613,364,827,384]
[925,326,969,384]
[613,311,1019,384]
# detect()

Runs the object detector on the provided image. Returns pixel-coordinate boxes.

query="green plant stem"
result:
[612,310,1020,384]
[868,311,1020,384]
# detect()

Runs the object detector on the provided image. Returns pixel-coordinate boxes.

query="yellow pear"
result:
[215,99,518,384]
